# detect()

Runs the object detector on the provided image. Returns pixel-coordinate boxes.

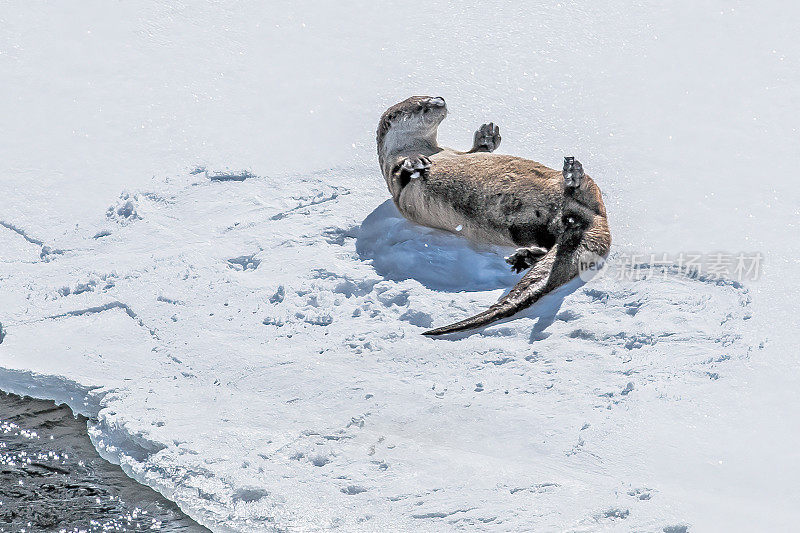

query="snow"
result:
[1,1,799,531]
[356,200,520,292]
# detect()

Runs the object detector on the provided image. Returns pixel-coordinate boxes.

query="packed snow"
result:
[1,1,799,531]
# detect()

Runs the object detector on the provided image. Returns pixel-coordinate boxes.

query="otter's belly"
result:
[396,172,558,248]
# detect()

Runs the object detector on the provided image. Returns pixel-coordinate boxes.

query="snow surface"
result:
[1,1,799,531]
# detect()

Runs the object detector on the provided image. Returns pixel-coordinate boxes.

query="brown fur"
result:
[376,96,611,335]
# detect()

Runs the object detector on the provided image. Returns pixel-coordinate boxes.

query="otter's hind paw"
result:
[470,122,501,153]
[505,246,548,273]
[563,156,584,189]
[395,155,431,188]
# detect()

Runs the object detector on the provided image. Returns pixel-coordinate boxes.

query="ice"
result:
[2,1,799,531]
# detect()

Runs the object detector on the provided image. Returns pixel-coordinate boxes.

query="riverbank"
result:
[0,390,207,532]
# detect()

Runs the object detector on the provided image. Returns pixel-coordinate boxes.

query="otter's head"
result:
[377,96,447,164]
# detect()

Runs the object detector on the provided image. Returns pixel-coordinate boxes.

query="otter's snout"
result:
[417,96,447,126]
[425,97,445,108]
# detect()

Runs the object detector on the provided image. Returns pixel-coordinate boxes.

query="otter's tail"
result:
[423,215,610,336]
[422,245,559,336]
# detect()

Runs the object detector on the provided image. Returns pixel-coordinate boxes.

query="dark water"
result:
[0,391,209,532]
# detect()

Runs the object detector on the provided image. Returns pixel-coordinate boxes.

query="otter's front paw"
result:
[394,155,431,188]
[563,156,584,190]
[470,122,501,153]
[505,246,548,273]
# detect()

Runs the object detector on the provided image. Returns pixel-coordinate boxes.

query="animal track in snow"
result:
[628,487,653,500]
[509,482,559,495]
[341,485,368,495]
[322,225,360,246]
[315,270,378,298]
[399,309,432,328]
[106,192,141,224]
[227,254,261,271]
[207,170,255,182]
[56,274,117,297]
[662,526,689,533]
[269,188,348,221]
[232,487,269,503]
[602,508,630,520]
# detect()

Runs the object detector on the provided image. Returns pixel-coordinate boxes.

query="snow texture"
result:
[0,167,760,531]
[1,1,798,531]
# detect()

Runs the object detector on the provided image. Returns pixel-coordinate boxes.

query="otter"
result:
[376,96,611,336]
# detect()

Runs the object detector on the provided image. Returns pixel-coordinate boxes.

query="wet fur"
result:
[376,96,611,335]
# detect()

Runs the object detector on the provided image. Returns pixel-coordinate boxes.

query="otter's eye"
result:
[564,215,579,228]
